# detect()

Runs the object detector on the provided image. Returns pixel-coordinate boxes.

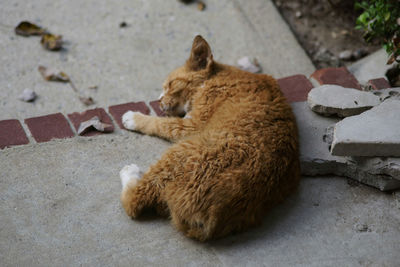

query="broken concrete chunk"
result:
[292,101,400,191]
[237,57,261,73]
[18,88,37,102]
[331,100,400,157]
[307,85,380,117]
[77,116,113,135]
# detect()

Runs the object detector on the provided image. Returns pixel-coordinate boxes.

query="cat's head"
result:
[160,35,214,117]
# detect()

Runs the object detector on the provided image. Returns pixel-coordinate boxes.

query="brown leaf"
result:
[40,33,63,51]
[79,96,95,106]
[15,21,45,36]
[197,1,206,11]
[387,54,396,65]
[77,116,113,135]
[38,66,70,82]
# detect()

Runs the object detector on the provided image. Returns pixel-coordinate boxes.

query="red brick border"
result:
[2,68,385,149]
[149,100,166,116]
[25,113,75,143]
[0,120,29,149]
[310,67,362,90]
[278,74,314,102]
[108,101,151,129]
[367,78,391,90]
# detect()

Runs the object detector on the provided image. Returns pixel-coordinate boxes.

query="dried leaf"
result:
[18,88,37,102]
[387,54,396,65]
[40,33,63,51]
[77,116,113,135]
[38,66,70,82]
[79,96,95,106]
[15,21,45,36]
[197,1,206,11]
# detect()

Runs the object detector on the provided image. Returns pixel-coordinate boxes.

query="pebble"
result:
[339,50,352,61]
[18,88,37,102]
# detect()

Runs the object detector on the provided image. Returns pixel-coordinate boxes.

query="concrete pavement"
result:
[1,0,399,266]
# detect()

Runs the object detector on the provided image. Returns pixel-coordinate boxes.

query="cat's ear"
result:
[186,35,213,71]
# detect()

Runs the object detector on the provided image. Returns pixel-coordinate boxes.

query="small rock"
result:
[119,22,128,28]
[339,50,353,61]
[295,11,302,18]
[18,89,37,102]
[352,48,368,60]
[355,223,369,232]
[237,57,261,73]
[307,85,381,117]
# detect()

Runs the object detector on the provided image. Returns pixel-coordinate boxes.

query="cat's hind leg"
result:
[120,164,152,218]
[120,163,169,218]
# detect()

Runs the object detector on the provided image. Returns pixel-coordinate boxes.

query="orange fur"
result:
[121,35,301,241]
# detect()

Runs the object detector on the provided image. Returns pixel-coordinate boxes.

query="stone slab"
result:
[68,108,114,137]
[307,85,380,117]
[277,74,314,102]
[292,101,400,191]
[331,100,400,157]
[310,67,362,90]
[0,119,29,149]
[109,102,150,129]
[24,113,75,143]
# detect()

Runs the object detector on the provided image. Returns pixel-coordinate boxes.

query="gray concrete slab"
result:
[331,99,400,157]
[0,0,315,121]
[348,49,395,85]
[1,134,400,266]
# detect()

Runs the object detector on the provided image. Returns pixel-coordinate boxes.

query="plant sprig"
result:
[355,0,400,64]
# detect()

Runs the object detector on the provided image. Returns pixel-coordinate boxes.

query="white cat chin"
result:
[120,164,142,189]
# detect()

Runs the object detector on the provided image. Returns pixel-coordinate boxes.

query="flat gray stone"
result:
[292,101,400,191]
[331,99,400,157]
[307,85,381,117]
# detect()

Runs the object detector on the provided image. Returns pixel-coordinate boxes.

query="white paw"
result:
[122,111,140,130]
[120,164,142,189]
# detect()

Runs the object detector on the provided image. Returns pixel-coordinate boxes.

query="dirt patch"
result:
[272,0,381,69]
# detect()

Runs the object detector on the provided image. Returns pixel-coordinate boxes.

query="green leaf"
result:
[384,12,390,21]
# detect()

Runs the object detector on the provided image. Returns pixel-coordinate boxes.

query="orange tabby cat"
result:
[120,35,300,241]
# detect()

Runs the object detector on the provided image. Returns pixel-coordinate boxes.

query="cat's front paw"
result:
[122,111,141,131]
